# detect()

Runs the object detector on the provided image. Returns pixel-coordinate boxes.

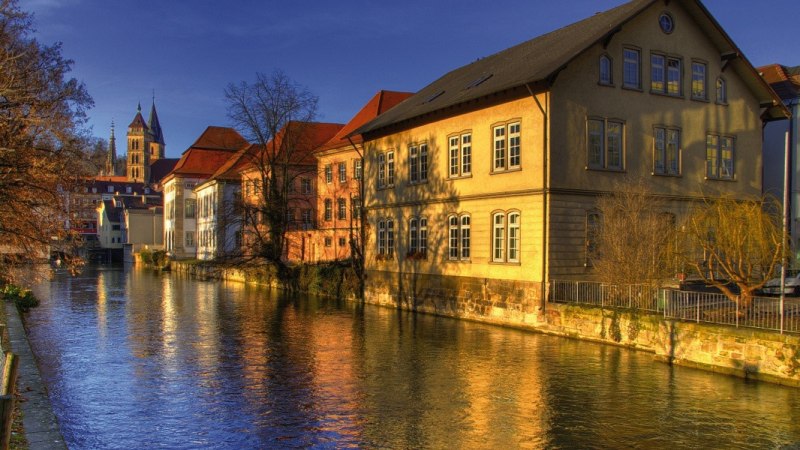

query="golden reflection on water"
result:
[25,265,800,449]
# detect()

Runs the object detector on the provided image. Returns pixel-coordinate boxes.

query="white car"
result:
[761,270,800,296]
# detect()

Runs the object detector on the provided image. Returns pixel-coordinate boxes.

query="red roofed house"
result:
[760,63,800,263]
[193,144,261,261]
[162,126,249,259]
[313,90,412,262]
[239,121,343,262]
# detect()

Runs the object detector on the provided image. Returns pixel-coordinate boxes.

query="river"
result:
[24,265,800,449]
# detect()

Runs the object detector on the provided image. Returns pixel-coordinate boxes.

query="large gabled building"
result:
[162,126,248,259]
[355,0,788,315]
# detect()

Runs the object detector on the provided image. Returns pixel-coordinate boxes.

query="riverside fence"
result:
[548,280,800,334]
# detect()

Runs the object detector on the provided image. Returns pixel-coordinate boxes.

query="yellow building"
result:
[356,0,788,314]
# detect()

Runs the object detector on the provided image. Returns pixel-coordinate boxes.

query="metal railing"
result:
[549,280,800,334]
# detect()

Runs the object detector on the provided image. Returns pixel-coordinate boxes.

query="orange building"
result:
[239,121,343,262]
[313,91,412,262]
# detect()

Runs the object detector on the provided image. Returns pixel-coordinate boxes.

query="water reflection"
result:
[24,265,800,449]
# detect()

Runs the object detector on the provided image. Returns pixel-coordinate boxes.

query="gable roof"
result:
[186,126,249,152]
[320,90,413,150]
[236,122,344,177]
[162,127,249,182]
[356,0,788,136]
[759,64,800,101]
[149,158,179,185]
[206,144,263,183]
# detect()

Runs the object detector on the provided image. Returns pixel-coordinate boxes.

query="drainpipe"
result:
[527,84,549,311]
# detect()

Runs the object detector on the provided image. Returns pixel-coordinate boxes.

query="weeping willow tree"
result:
[589,178,677,287]
[682,195,785,308]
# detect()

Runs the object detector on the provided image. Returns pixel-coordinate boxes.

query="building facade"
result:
[162,126,248,259]
[356,0,787,311]
[313,91,412,262]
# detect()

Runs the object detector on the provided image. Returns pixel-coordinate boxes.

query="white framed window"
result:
[493,213,505,262]
[599,54,613,85]
[387,151,395,186]
[185,231,195,247]
[587,118,624,170]
[337,198,346,220]
[324,199,332,221]
[354,159,362,180]
[448,214,471,261]
[301,178,312,194]
[448,133,472,178]
[492,211,521,263]
[185,198,196,218]
[409,143,428,184]
[706,134,735,180]
[691,61,707,100]
[651,53,681,96]
[378,220,386,256]
[378,153,386,188]
[493,122,521,172]
[623,48,641,89]
[338,162,346,183]
[325,164,332,184]
[653,126,681,175]
[408,216,428,258]
[387,219,394,257]
[302,209,312,224]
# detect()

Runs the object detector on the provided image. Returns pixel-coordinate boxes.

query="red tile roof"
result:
[250,121,344,169]
[187,126,249,151]
[320,90,413,150]
[207,144,263,182]
[163,127,249,181]
[759,64,800,101]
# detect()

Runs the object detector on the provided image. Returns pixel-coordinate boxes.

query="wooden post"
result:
[0,352,18,450]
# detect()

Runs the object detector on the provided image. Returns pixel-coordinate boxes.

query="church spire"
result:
[147,95,165,146]
[105,121,117,176]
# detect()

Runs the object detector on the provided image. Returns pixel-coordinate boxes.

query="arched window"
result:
[716,77,727,104]
[599,54,613,85]
[448,214,471,261]
[508,213,520,263]
[493,213,505,262]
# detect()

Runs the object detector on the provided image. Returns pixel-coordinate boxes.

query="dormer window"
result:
[599,55,613,85]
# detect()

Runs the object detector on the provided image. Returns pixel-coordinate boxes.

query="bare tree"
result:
[682,195,785,308]
[224,71,319,271]
[589,178,676,286]
[0,0,93,280]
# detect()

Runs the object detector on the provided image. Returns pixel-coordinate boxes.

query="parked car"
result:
[760,270,800,296]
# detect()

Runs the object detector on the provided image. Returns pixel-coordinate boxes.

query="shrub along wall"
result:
[168,260,359,301]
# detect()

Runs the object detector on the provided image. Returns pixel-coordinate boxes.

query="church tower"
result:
[147,98,165,161]
[127,103,151,183]
[104,121,117,176]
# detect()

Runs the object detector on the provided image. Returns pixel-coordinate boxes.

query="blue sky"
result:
[27,0,798,158]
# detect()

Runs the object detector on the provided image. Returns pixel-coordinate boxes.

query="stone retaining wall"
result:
[364,270,800,386]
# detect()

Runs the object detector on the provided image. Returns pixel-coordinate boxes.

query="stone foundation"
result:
[365,270,800,386]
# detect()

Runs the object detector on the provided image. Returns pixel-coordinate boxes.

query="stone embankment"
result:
[166,260,800,387]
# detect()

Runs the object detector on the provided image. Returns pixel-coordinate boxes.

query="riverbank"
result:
[2,301,66,449]
[166,259,800,387]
